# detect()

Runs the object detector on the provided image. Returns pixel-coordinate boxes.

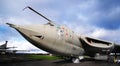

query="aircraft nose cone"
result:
[7,23,32,38]
[7,23,44,39]
[7,23,47,53]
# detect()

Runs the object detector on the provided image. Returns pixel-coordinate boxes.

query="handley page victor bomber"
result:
[6,6,120,63]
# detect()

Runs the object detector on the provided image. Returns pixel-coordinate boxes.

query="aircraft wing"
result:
[0,49,29,53]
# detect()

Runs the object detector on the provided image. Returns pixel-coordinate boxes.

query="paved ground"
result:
[0,59,119,66]
[0,54,119,66]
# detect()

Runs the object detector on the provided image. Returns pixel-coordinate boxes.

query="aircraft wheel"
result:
[72,58,80,63]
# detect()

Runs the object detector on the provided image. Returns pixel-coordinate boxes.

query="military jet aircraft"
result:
[0,41,17,54]
[6,6,120,63]
[0,41,17,49]
[0,41,29,54]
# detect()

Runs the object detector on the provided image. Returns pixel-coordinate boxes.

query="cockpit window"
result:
[45,22,60,28]
[46,22,54,26]
[35,35,44,39]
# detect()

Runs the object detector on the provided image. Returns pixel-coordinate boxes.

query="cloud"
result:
[91,28,120,43]
[93,6,120,29]
[86,0,120,30]
[108,6,120,18]
[6,17,32,25]
[90,28,107,38]
[59,0,120,30]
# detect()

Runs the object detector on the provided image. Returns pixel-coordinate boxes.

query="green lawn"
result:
[27,55,60,60]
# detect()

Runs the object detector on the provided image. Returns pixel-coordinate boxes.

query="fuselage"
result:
[12,24,84,57]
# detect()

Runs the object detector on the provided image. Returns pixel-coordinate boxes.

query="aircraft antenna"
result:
[23,6,52,22]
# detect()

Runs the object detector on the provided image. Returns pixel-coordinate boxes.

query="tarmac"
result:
[0,58,120,66]
[0,54,119,66]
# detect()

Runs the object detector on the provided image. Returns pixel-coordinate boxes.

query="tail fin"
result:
[0,41,7,49]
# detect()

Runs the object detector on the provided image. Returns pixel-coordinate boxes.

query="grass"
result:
[27,55,60,60]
